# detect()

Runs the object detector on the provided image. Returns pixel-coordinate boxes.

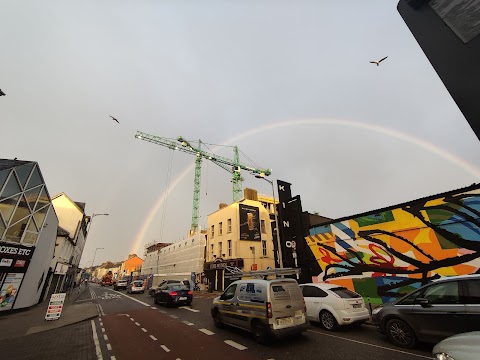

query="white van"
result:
[211,278,308,343]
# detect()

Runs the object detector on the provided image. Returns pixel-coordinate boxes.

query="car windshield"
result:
[330,287,361,298]
[133,281,143,287]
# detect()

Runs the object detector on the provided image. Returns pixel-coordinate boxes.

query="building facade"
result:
[141,232,206,288]
[205,189,276,291]
[119,254,143,279]
[305,183,480,304]
[0,159,58,311]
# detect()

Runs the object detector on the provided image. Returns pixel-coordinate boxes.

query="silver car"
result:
[433,331,480,360]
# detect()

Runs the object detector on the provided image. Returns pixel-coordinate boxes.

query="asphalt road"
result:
[85,284,434,360]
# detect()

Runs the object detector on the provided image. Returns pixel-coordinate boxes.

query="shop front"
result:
[203,258,244,292]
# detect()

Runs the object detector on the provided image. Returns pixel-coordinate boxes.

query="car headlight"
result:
[372,307,383,315]
[434,353,455,360]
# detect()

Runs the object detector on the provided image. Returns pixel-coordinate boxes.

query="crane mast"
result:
[134,131,271,234]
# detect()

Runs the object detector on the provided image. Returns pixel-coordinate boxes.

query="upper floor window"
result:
[227,219,232,233]
[262,240,267,257]
[228,240,232,257]
[261,219,266,234]
[211,225,214,238]
[219,222,223,236]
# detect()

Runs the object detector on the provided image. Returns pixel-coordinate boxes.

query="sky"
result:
[1,0,479,268]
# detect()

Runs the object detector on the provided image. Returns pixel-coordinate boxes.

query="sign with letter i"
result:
[45,293,66,321]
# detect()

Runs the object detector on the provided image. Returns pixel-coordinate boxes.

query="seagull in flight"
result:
[0,89,5,96]
[370,56,388,66]
[109,115,119,124]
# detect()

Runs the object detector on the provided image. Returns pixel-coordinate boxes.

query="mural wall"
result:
[305,184,480,304]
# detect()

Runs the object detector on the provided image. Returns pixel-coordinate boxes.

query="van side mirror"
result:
[220,294,227,300]
[416,298,431,307]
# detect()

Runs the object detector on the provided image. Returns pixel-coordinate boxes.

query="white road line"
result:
[158,310,166,313]
[101,328,105,333]
[169,314,178,319]
[181,320,194,326]
[179,306,200,313]
[149,335,157,341]
[114,290,151,306]
[130,318,134,321]
[104,334,108,341]
[106,343,112,351]
[90,320,103,360]
[98,304,106,316]
[141,328,147,332]
[307,330,432,359]
[199,328,215,335]
[111,357,116,360]
[224,340,247,350]
[161,345,170,352]
[151,306,156,309]
[135,322,140,326]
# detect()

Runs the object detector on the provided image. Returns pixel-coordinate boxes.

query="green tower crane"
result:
[134,131,271,234]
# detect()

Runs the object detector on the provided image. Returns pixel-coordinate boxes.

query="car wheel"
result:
[320,310,338,331]
[252,320,270,345]
[212,309,224,328]
[154,297,158,304]
[386,318,416,348]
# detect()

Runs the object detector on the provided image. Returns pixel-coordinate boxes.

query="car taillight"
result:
[266,302,272,318]
[188,290,193,295]
[169,291,178,296]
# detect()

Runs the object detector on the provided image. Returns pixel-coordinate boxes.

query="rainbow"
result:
[131,118,480,254]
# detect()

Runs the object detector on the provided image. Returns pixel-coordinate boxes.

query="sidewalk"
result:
[0,284,97,340]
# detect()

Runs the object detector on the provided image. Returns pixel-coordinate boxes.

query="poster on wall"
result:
[0,273,24,311]
[239,204,261,241]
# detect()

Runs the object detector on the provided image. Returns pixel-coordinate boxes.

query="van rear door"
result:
[269,280,305,329]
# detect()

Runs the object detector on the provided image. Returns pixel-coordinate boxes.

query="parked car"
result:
[211,278,308,344]
[113,279,128,291]
[148,279,182,296]
[432,331,480,360]
[153,283,192,307]
[372,274,480,349]
[299,283,370,330]
[127,280,145,294]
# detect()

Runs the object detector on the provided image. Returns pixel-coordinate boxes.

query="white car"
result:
[299,283,370,330]
[127,280,145,294]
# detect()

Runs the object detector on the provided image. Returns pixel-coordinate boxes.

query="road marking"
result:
[130,318,135,321]
[170,314,178,319]
[161,345,170,352]
[98,304,106,316]
[104,334,108,341]
[182,320,194,326]
[151,306,156,309]
[107,343,112,351]
[150,335,158,341]
[90,320,102,360]
[114,290,151,306]
[179,306,200,313]
[224,340,247,350]
[111,357,116,360]
[199,328,215,335]
[141,328,147,332]
[307,330,432,359]
[101,328,105,333]
[135,322,140,326]
[158,310,166,313]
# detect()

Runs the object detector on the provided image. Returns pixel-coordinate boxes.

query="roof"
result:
[0,159,34,171]
[75,202,86,211]
[52,192,86,214]
[301,282,342,290]
[310,183,480,229]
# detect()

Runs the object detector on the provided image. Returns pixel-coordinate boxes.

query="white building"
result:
[0,159,58,311]
[141,231,207,288]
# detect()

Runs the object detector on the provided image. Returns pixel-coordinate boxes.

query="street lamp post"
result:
[254,174,284,269]
[91,247,104,268]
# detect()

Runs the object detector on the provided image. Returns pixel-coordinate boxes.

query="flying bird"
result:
[369,56,388,66]
[0,89,5,96]
[109,115,119,124]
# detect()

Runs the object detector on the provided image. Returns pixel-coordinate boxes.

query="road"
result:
[84,284,434,360]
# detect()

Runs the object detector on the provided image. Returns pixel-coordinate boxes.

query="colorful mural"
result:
[305,184,480,304]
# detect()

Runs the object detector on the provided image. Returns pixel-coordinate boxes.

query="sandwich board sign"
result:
[45,293,66,321]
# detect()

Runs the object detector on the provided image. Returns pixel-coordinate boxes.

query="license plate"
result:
[352,304,362,308]
[179,297,187,300]
[277,317,293,326]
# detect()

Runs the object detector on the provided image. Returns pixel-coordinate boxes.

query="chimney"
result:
[244,188,258,201]
[219,203,228,209]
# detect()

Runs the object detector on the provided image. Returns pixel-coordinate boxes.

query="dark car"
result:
[153,284,193,307]
[372,274,480,348]
[148,279,182,296]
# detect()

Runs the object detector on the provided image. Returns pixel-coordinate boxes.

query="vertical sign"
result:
[277,180,295,267]
[45,293,66,321]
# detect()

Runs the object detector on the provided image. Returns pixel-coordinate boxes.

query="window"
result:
[218,242,223,257]
[210,244,214,257]
[219,222,223,235]
[223,284,237,300]
[421,281,459,305]
[211,225,214,238]
[262,240,267,257]
[330,287,361,299]
[302,286,328,298]
[227,218,232,233]
[464,280,480,304]
[228,240,232,257]
[261,219,266,234]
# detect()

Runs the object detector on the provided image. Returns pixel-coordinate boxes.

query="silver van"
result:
[211,278,308,343]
